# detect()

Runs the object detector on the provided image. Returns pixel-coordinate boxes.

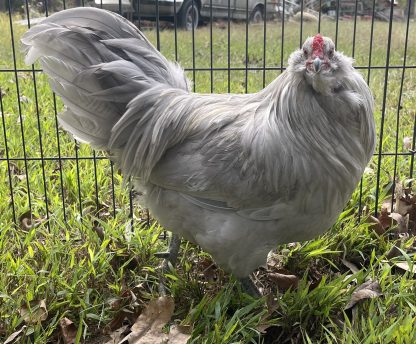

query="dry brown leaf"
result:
[266,251,284,270]
[93,226,105,242]
[59,317,77,344]
[18,211,44,231]
[368,215,385,235]
[403,136,412,151]
[20,299,48,324]
[0,322,5,337]
[393,182,413,217]
[103,325,129,344]
[121,296,175,344]
[381,199,393,213]
[389,213,409,233]
[3,326,26,344]
[378,207,392,232]
[168,325,192,344]
[394,261,416,274]
[341,259,360,274]
[198,257,219,282]
[256,323,272,334]
[395,199,412,216]
[104,312,129,335]
[386,245,402,259]
[255,294,279,334]
[269,272,299,291]
[104,288,141,335]
[20,211,33,230]
[345,280,382,310]
[19,95,31,103]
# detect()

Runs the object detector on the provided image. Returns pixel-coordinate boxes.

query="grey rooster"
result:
[22,8,375,294]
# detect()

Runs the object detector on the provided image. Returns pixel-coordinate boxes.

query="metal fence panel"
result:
[1,0,415,230]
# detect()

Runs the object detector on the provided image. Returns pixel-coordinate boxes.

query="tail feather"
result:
[59,109,109,148]
[22,7,189,149]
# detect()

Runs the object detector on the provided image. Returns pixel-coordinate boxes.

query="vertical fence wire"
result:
[210,0,213,93]
[352,0,358,58]
[52,93,67,222]
[374,0,395,217]
[318,0,322,32]
[191,0,196,92]
[0,89,17,225]
[227,0,231,93]
[245,0,249,93]
[391,0,412,209]
[335,0,340,48]
[24,0,50,230]
[7,0,32,215]
[280,0,285,74]
[262,0,267,88]
[299,0,303,48]
[174,0,178,61]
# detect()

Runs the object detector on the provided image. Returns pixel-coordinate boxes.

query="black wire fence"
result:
[0,0,415,232]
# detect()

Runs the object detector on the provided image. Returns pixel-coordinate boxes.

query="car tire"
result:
[178,0,199,30]
[250,6,263,23]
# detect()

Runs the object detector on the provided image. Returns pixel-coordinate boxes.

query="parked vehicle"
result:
[94,0,281,30]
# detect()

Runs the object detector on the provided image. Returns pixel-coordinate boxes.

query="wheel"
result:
[178,0,199,30]
[250,6,263,23]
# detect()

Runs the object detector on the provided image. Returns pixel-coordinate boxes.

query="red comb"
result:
[312,34,324,56]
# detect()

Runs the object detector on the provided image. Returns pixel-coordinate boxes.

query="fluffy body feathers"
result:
[22,8,375,277]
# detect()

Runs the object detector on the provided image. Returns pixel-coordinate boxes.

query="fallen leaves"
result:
[19,299,48,324]
[255,294,280,334]
[106,296,191,344]
[103,288,142,334]
[268,272,299,291]
[345,280,383,311]
[198,256,220,283]
[59,318,77,344]
[168,325,193,344]
[343,280,383,325]
[394,261,416,274]
[19,210,44,231]
[9,162,26,182]
[9,296,192,344]
[368,180,416,236]
[3,326,26,344]
[122,296,175,343]
[263,252,300,292]
[118,296,190,344]
[403,136,412,151]
[366,180,416,279]
[105,325,130,343]
[341,259,360,275]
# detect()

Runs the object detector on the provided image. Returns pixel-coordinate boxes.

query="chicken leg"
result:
[239,276,262,298]
[157,233,181,296]
[157,234,261,297]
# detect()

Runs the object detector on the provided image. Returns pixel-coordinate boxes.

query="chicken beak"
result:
[313,57,322,72]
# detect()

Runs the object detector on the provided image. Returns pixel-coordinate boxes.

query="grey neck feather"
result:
[246,64,375,205]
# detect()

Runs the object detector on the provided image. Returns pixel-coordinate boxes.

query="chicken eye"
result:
[303,49,308,57]
[328,48,334,58]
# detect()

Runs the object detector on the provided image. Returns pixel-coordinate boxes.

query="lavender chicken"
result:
[22,8,375,292]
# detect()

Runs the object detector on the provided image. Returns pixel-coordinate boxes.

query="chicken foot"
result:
[156,234,261,297]
[156,233,182,296]
[239,276,262,298]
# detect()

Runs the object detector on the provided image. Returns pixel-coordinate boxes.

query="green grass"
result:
[0,10,416,343]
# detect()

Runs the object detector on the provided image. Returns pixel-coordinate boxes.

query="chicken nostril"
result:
[313,57,322,72]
